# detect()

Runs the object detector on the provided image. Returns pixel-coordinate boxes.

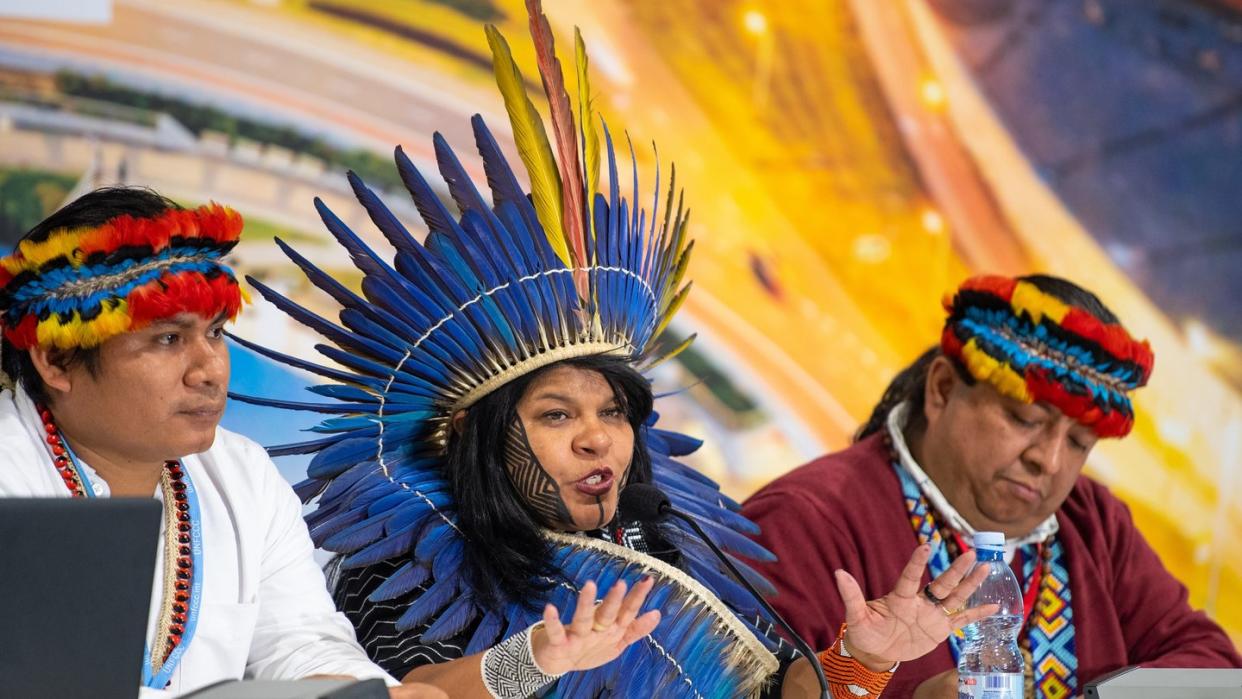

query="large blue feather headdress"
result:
[232,1,781,695]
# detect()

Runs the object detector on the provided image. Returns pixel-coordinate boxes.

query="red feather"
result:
[526,0,587,269]
[4,313,38,349]
[126,271,242,330]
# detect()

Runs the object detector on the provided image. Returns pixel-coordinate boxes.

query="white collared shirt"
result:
[887,401,1058,561]
[0,386,397,696]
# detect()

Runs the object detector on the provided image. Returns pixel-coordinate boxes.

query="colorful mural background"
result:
[2,0,1240,644]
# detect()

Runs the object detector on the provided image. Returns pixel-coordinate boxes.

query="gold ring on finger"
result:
[592,622,614,632]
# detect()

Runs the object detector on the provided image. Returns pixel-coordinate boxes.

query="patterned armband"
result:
[816,623,896,698]
[481,621,564,698]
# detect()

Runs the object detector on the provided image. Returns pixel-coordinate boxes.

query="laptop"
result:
[1084,666,1242,698]
[0,498,161,699]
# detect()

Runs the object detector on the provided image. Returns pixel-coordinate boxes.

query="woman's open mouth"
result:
[574,467,615,496]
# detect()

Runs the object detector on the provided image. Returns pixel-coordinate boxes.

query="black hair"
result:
[854,274,1122,441]
[0,187,179,405]
[446,353,655,612]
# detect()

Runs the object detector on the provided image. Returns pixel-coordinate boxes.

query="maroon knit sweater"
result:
[742,433,1241,697]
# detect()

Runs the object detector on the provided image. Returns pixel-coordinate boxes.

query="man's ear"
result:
[923,355,962,426]
[28,345,74,395]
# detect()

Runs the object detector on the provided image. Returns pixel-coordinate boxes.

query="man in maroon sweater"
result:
[744,274,1241,698]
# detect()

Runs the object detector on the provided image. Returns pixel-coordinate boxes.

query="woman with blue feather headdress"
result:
[232,1,997,696]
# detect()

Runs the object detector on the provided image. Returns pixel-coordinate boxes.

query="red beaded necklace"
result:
[37,404,197,680]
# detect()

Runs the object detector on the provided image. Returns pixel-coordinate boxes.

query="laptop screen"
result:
[0,498,160,699]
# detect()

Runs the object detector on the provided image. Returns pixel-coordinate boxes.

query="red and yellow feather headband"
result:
[0,204,246,351]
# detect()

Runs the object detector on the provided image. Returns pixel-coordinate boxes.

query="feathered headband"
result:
[231,8,693,451]
[940,275,1154,438]
[0,204,245,351]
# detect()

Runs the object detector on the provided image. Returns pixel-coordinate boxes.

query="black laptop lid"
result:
[0,498,160,699]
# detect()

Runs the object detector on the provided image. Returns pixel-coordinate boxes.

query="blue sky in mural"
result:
[223,340,321,486]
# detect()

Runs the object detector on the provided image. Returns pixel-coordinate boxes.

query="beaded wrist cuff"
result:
[481,621,563,699]
[818,623,896,698]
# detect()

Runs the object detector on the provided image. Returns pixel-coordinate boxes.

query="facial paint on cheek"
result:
[504,418,575,528]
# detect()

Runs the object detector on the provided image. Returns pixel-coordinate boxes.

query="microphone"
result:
[620,484,830,699]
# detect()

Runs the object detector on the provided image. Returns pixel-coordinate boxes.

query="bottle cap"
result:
[973,531,1005,550]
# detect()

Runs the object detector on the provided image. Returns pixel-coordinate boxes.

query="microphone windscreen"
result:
[619,484,670,523]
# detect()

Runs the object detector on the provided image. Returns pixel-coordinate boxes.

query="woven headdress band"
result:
[940,275,1154,438]
[0,204,245,351]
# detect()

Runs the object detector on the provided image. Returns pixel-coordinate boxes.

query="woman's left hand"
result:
[833,543,998,671]
[531,577,661,675]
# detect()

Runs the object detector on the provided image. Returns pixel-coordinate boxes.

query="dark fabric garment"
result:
[741,433,1242,697]
[333,518,798,692]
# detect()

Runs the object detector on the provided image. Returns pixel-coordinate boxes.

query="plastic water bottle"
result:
[957,531,1025,699]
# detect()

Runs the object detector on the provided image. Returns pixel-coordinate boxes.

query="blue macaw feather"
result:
[367,484,447,518]
[358,276,432,331]
[494,201,564,341]
[465,609,504,655]
[663,486,759,536]
[320,459,383,503]
[265,433,349,458]
[433,132,492,221]
[292,478,326,502]
[322,510,393,553]
[456,210,539,342]
[226,332,371,390]
[391,251,492,361]
[337,309,423,363]
[652,466,729,506]
[737,613,782,653]
[425,232,518,353]
[312,197,403,283]
[272,237,371,316]
[347,171,418,247]
[370,559,431,603]
[556,665,610,699]
[655,470,740,516]
[470,116,542,245]
[394,145,463,240]
[341,519,418,569]
[676,544,758,615]
[414,520,459,561]
[312,345,441,397]
[307,384,376,403]
[305,437,377,481]
[421,591,478,643]
[396,575,458,631]
[669,511,775,564]
[305,505,364,546]
[647,427,704,457]
[226,393,371,415]
[429,538,464,591]
[651,452,732,498]
[246,276,406,365]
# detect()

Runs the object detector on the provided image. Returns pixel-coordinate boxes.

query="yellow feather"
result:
[485,25,569,266]
[961,338,1032,403]
[575,28,600,250]
[644,332,695,369]
[661,231,694,308]
[16,227,90,271]
[1011,280,1070,324]
[36,300,132,350]
[653,281,692,340]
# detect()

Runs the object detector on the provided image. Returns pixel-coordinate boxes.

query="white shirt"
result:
[887,401,1059,562]
[0,386,397,697]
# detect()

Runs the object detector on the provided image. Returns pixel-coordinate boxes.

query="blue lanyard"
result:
[63,442,203,689]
